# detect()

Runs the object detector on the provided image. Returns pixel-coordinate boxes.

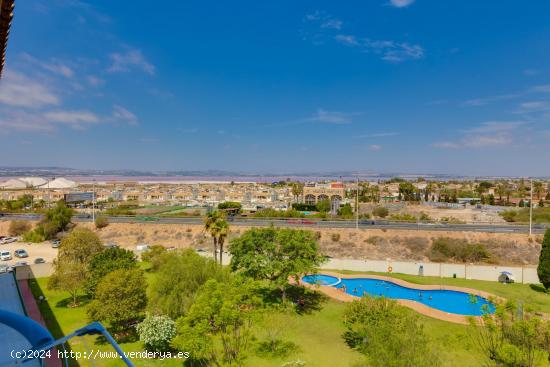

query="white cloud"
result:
[0,110,54,132]
[87,75,105,87]
[335,36,424,62]
[305,11,342,30]
[368,144,382,151]
[389,0,416,8]
[108,48,155,75]
[516,101,550,114]
[44,110,99,124]
[112,105,138,124]
[20,53,75,78]
[0,70,60,108]
[307,109,353,124]
[461,121,526,133]
[355,132,399,138]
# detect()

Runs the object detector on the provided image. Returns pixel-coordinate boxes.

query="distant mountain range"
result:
[0,166,544,180]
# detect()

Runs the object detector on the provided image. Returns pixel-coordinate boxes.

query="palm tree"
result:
[216,219,229,265]
[534,181,544,200]
[204,210,229,264]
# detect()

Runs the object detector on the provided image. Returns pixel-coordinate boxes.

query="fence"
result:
[323,258,539,284]
[13,255,540,284]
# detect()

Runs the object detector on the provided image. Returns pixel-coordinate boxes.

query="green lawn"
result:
[30,265,550,367]
[328,270,550,313]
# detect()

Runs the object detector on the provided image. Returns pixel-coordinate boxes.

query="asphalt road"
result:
[1,213,547,234]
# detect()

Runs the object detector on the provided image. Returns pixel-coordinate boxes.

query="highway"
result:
[1,213,547,234]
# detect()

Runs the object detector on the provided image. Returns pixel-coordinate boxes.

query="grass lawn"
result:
[328,269,550,313]
[27,273,497,367]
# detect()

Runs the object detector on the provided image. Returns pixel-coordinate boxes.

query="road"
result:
[1,213,547,234]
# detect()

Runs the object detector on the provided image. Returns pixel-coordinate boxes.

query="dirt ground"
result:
[0,220,541,266]
[359,203,506,223]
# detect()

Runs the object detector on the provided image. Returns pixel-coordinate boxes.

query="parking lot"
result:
[0,241,58,267]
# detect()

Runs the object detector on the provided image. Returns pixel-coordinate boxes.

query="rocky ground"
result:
[0,220,541,266]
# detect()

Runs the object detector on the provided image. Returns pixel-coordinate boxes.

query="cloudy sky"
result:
[1,0,550,175]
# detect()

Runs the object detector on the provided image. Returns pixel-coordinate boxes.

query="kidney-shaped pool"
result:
[302,274,495,316]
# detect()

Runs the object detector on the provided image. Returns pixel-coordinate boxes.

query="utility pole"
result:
[356,176,359,230]
[92,179,96,223]
[529,178,533,236]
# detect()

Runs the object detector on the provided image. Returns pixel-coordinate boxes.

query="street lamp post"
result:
[356,177,359,230]
[529,178,533,236]
[92,179,96,223]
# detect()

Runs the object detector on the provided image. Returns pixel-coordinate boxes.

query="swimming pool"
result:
[302,274,495,316]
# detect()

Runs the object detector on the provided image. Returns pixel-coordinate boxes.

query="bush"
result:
[218,201,242,213]
[9,220,31,236]
[372,207,389,218]
[429,238,491,263]
[538,229,550,290]
[136,314,177,352]
[389,213,417,222]
[331,233,341,242]
[22,230,45,243]
[291,203,317,211]
[141,245,168,271]
[95,215,109,229]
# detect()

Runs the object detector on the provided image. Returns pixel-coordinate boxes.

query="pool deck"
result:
[299,271,502,325]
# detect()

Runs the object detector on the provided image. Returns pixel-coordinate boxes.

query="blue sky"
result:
[1,0,550,176]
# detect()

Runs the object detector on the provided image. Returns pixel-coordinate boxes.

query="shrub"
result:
[141,245,168,271]
[136,314,177,352]
[429,238,490,263]
[23,230,45,243]
[389,213,417,222]
[372,207,389,218]
[9,220,30,236]
[331,233,341,242]
[95,215,109,229]
[291,203,317,211]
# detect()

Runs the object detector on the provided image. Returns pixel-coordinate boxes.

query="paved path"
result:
[17,280,62,367]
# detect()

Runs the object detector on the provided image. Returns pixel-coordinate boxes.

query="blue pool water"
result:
[302,275,495,316]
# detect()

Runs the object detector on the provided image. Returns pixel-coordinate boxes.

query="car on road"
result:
[301,219,316,225]
[359,220,375,225]
[14,249,29,258]
[34,258,46,264]
[137,216,158,222]
[0,251,12,261]
[51,239,61,248]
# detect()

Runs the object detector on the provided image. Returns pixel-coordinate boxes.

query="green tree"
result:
[538,229,550,290]
[140,245,168,271]
[316,199,331,213]
[85,247,137,297]
[343,297,440,367]
[218,201,242,212]
[87,268,147,333]
[398,182,417,201]
[136,314,177,353]
[94,215,109,229]
[372,206,389,218]
[44,201,74,232]
[229,227,325,302]
[47,228,103,306]
[470,300,550,367]
[172,277,261,367]
[338,203,353,217]
[148,249,229,319]
[290,182,304,202]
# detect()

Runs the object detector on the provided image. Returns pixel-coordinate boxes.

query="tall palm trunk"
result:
[219,237,224,265]
[212,237,218,260]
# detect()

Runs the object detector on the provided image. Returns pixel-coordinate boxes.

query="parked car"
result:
[34,258,46,264]
[51,239,61,248]
[13,261,28,267]
[104,243,119,249]
[0,251,12,261]
[0,264,9,273]
[14,249,29,258]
